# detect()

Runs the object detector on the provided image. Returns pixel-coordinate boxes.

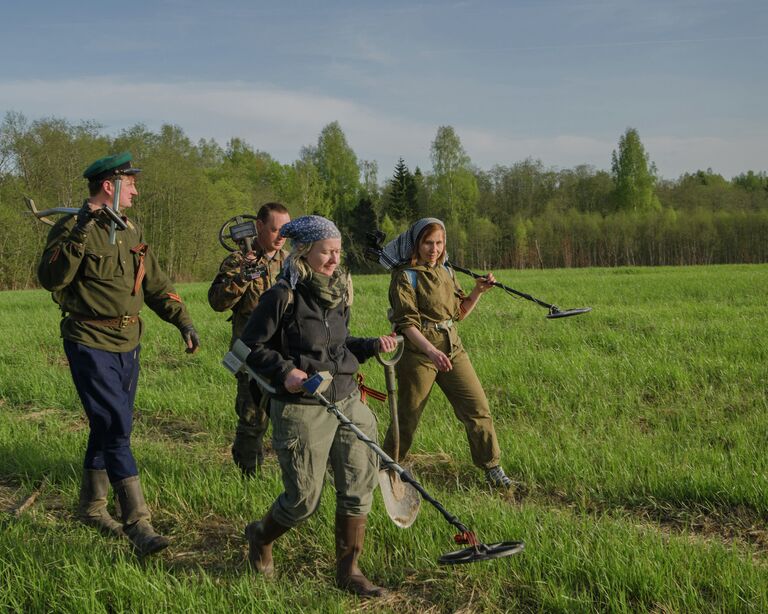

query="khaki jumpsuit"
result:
[382,263,501,469]
[208,248,286,471]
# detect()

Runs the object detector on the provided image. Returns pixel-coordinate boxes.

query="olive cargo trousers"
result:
[382,328,501,470]
[268,391,378,528]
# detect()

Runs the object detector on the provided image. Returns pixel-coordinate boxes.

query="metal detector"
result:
[302,371,525,566]
[218,214,269,281]
[364,230,591,319]
[24,197,128,231]
[375,340,422,528]
[221,342,524,565]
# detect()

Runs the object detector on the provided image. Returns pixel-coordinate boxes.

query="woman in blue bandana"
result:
[239,215,396,598]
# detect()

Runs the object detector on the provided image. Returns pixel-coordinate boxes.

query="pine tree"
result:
[386,157,417,222]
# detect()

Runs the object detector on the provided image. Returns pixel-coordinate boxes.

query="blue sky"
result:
[1,0,766,180]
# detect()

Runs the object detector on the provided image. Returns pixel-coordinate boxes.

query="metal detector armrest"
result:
[222,339,277,394]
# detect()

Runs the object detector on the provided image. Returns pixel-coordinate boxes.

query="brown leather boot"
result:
[77,469,123,536]
[335,514,388,598]
[244,510,291,577]
[114,476,170,557]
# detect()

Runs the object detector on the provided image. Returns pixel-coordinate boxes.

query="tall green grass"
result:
[1,264,767,612]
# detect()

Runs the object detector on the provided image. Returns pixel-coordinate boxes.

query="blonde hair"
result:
[410,223,447,266]
[284,241,314,285]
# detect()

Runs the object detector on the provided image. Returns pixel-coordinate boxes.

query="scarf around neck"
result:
[302,269,348,309]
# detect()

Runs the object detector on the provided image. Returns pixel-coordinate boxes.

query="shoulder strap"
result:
[275,278,294,321]
[404,269,418,289]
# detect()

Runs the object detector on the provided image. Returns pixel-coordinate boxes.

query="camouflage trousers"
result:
[382,329,501,470]
[232,372,270,474]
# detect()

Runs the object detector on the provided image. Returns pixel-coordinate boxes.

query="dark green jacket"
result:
[37,206,193,352]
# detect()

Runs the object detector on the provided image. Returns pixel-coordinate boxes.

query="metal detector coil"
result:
[546,306,592,319]
[218,214,259,253]
[438,541,525,565]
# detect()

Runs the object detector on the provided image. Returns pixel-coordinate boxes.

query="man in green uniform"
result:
[37,152,200,556]
[208,202,290,475]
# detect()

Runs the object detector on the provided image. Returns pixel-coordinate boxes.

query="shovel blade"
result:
[378,468,421,528]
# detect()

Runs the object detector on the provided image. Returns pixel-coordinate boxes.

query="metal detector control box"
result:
[302,371,332,396]
[228,220,257,242]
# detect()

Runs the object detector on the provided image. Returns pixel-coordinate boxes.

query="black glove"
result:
[181,325,201,354]
[69,202,98,243]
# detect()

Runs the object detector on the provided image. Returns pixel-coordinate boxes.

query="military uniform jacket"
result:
[37,205,193,352]
[388,263,466,333]
[208,248,287,342]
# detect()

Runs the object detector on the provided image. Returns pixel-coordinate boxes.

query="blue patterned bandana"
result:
[280,215,342,288]
[280,215,341,244]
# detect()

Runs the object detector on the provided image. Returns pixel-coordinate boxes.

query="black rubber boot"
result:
[114,476,170,556]
[335,514,388,598]
[244,509,291,577]
[77,469,123,537]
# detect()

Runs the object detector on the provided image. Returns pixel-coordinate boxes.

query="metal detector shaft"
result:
[446,260,556,310]
[24,197,127,230]
[109,178,122,245]
[364,235,589,317]
[310,385,471,536]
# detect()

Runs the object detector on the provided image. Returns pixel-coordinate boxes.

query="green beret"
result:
[83,152,141,183]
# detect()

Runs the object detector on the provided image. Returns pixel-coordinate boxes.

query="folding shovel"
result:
[375,339,421,528]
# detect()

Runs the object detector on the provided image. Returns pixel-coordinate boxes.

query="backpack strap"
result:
[404,266,451,289]
[404,269,418,289]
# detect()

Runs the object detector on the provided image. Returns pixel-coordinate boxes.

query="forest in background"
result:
[1,110,766,289]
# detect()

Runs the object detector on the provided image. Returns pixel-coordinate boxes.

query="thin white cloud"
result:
[0,78,764,179]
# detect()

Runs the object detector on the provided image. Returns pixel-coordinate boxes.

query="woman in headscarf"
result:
[239,215,396,598]
[380,218,513,488]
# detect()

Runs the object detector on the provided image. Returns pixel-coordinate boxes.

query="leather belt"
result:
[422,318,454,332]
[68,314,139,328]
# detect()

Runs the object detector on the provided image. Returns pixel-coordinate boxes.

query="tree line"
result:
[1,111,766,290]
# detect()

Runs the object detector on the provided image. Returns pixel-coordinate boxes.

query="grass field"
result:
[1,264,767,613]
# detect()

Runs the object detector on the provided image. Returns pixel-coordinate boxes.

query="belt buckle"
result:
[119,315,132,328]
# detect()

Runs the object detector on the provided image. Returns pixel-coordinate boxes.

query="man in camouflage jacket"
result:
[208,202,290,475]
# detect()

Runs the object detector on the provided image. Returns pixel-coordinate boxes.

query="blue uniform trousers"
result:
[64,340,140,482]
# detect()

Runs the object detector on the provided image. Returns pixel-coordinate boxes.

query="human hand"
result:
[377,333,399,353]
[180,325,200,354]
[474,272,496,294]
[70,201,99,241]
[284,368,309,393]
[427,347,453,371]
